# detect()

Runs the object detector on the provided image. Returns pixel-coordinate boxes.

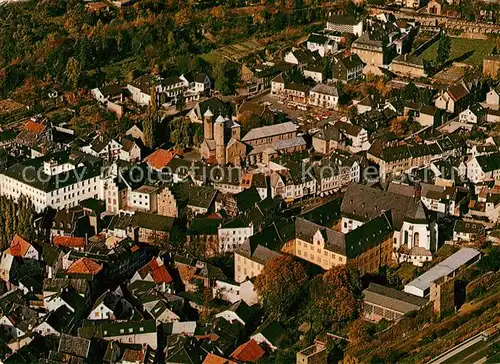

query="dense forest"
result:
[0,0,339,104]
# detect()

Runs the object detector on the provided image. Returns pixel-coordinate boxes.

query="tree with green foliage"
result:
[254,256,308,321]
[401,82,419,102]
[192,124,204,147]
[65,57,82,89]
[169,116,191,148]
[213,59,239,95]
[323,56,332,80]
[458,0,478,21]
[437,33,451,66]
[176,95,186,111]
[143,87,159,148]
[0,196,35,247]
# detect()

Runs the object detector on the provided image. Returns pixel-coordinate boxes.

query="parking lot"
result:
[241,92,346,133]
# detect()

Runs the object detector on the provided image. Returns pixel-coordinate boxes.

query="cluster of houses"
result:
[91,71,211,118]
[0,6,500,364]
[0,228,287,363]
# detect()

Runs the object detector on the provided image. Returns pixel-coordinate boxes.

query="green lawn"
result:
[421,37,496,65]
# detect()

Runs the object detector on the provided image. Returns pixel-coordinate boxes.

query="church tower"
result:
[203,108,213,141]
[231,121,241,141]
[215,115,226,165]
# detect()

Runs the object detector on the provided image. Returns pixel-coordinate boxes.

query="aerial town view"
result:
[0,0,499,363]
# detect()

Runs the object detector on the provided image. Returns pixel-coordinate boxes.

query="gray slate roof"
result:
[363,283,428,313]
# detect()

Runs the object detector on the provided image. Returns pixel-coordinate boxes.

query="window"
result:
[413,232,420,248]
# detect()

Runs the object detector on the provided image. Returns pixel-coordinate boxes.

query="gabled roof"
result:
[99,84,122,96]
[43,305,74,332]
[230,339,265,362]
[336,53,364,70]
[252,321,285,347]
[307,33,328,45]
[393,54,424,67]
[189,216,222,235]
[295,217,345,254]
[475,153,500,173]
[327,14,363,25]
[344,211,393,258]
[454,220,485,234]
[182,72,208,84]
[66,257,103,275]
[310,83,338,96]
[53,236,85,249]
[225,300,253,324]
[43,277,89,295]
[129,74,157,94]
[196,97,231,121]
[204,353,236,364]
[135,211,175,232]
[242,122,297,142]
[145,148,179,170]
[363,283,427,313]
[287,49,318,65]
[23,120,46,134]
[137,257,173,284]
[235,186,261,212]
[4,235,33,257]
[341,184,429,230]
[161,75,183,86]
[447,84,469,102]
[58,334,91,359]
[79,320,157,339]
[314,123,342,141]
[334,120,363,137]
[465,103,485,118]
[89,134,117,153]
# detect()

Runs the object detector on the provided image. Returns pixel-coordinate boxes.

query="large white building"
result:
[0,151,103,212]
[466,153,500,183]
[309,84,339,110]
[325,15,364,36]
[341,184,439,266]
[218,217,254,254]
[404,248,481,297]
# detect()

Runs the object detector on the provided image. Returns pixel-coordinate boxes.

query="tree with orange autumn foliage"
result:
[254,256,308,321]
[308,266,362,327]
[390,116,406,136]
[347,319,371,345]
[210,6,226,19]
[174,8,191,27]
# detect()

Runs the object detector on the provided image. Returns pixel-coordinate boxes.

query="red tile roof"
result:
[24,120,46,134]
[53,236,85,249]
[145,149,182,170]
[203,353,236,364]
[66,257,103,275]
[4,234,32,257]
[137,258,173,284]
[230,340,265,362]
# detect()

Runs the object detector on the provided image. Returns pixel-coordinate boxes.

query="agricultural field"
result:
[200,39,265,64]
[421,37,497,65]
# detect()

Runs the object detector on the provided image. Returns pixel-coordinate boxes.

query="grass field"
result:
[421,37,496,65]
[200,39,265,64]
